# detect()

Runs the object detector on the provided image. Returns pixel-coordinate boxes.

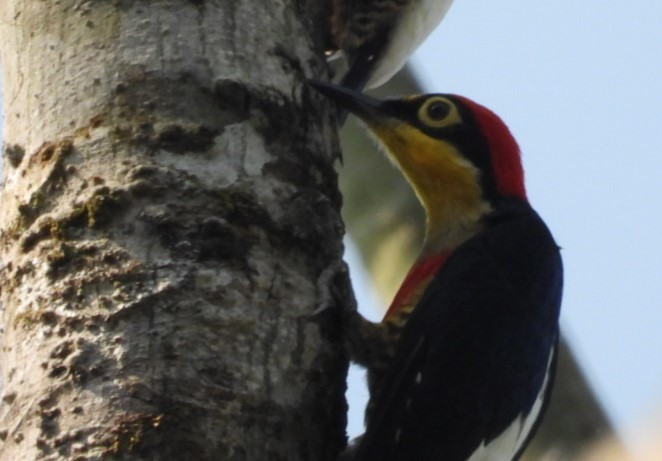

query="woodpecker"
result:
[329,0,455,91]
[309,81,563,461]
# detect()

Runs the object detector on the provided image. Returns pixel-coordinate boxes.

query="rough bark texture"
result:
[339,68,616,461]
[0,1,349,460]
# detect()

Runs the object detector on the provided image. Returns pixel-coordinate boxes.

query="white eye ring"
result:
[418,97,462,128]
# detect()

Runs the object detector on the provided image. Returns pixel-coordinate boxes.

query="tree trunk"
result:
[0,1,349,460]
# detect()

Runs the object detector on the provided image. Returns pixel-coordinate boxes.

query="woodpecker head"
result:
[310,80,526,251]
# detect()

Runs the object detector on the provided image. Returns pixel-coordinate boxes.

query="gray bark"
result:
[0,1,349,460]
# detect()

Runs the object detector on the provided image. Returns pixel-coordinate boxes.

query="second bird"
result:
[329,0,455,91]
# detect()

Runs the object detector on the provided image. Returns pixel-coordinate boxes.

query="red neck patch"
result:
[454,96,527,200]
[384,251,450,320]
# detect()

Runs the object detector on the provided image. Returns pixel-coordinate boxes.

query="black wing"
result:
[355,203,563,461]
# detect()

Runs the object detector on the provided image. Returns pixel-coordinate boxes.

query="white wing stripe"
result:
[466,349,555,461]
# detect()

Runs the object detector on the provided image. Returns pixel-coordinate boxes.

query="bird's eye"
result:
[427,101,451,121]
[418,97,461,128]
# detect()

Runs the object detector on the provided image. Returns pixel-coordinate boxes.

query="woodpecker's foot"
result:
[344,310,398,372]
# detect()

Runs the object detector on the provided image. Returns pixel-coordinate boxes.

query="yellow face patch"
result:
[369,121,489,242]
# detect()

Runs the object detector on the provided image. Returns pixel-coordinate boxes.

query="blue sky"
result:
[347,0,662,453]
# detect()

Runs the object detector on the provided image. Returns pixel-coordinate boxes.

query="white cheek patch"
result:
[466,349,555,461]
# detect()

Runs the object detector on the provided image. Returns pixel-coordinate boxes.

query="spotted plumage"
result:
[309,81,563,461]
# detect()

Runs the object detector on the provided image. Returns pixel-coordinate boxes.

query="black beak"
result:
[307,80,390,125]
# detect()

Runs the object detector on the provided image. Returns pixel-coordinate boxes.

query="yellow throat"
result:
[370,122,491,251]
